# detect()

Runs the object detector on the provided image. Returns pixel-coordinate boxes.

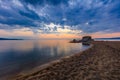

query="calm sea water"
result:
[0,40,89,79]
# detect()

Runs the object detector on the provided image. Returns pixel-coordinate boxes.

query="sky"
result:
[0,0,120,39]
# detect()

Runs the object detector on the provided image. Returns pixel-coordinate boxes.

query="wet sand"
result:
[14,41,120,80]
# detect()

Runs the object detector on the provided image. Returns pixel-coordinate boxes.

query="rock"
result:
[70,39,78,43]
[81,36,93,45]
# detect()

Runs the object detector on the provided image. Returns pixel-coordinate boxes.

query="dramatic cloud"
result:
[0,0,120,37]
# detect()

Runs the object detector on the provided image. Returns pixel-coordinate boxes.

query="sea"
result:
[0,39,90,80]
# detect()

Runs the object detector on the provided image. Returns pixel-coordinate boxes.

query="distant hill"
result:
[0,38,23,40]
[96,37,120,39]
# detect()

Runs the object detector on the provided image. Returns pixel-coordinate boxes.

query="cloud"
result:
[0,0,120,35]
[22,0,68,6]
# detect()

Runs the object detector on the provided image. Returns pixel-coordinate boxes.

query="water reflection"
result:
[0,40,89,79]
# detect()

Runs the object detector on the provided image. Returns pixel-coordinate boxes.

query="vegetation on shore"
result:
[15,41,120,80]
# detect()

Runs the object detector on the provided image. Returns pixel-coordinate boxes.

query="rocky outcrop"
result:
[70,36,94,45]
[81,36,94,45]
[70,39,80,43]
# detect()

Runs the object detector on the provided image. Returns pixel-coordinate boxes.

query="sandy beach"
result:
[14,41,120,80]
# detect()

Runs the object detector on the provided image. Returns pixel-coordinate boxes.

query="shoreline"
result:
[10,44,92,80]
[14,41,120,80]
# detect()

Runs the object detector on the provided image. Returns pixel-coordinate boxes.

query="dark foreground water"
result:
[0,40,90,79]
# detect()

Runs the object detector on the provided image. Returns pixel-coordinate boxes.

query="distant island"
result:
[0,38,23,40]
[96,37,120,39]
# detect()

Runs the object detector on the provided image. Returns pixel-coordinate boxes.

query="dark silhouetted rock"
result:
[81,36,93,45]
[70,39,78,43]
[69,39,83,43]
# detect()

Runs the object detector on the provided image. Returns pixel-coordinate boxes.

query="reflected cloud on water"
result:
[0,40,89,79]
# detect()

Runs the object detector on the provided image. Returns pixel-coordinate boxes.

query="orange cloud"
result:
[91,32,120,38]
[0,29,120,39]
[0,29,34,37]
[37,33,81,39]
